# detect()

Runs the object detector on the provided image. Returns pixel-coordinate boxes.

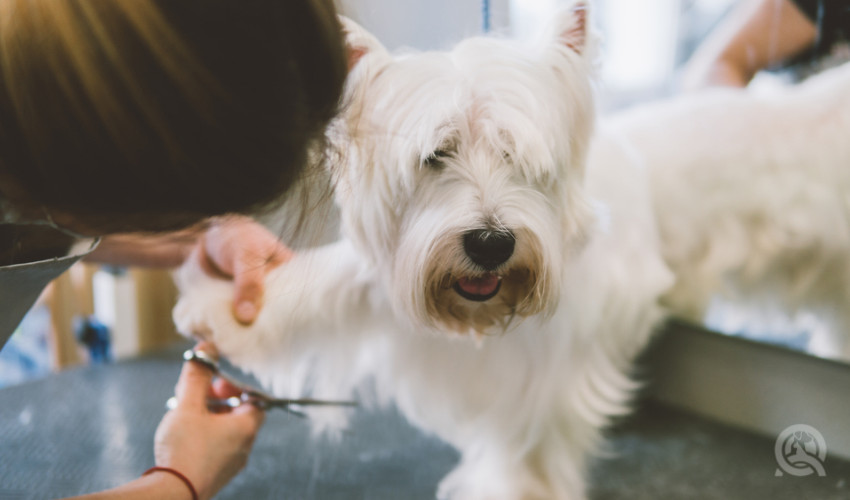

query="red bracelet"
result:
[143,466,199,500]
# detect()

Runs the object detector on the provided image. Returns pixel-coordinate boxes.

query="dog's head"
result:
[329,3,598,336]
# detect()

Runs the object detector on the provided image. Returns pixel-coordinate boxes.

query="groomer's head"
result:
[0,0,347,234]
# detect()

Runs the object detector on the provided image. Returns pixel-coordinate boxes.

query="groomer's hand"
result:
[200,216,291,325]
[153,342,265,500]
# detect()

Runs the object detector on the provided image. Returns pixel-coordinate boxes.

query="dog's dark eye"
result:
[423,149,451,169]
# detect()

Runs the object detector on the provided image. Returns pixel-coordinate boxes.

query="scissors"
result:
[166,348,357,417]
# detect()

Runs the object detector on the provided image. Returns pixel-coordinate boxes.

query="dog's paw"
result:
[436,460,586,500]
[172,288,224,341]
[172,255,258,358]
[437,467,506,500]
[437,463,521,500]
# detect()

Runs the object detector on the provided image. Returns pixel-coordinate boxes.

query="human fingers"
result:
[173,343,219,410]
[230,251,267,325]
[211,377,243,399]
[230,243,291,324]
[198,217,291,325]
[232,236,291,323]
[231,399,266,430]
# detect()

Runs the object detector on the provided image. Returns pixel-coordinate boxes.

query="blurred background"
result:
[337,0,738,106]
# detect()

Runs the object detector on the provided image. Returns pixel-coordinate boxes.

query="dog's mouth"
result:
[453,274,502,302]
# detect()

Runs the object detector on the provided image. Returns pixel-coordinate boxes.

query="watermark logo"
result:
[775,424,827,477]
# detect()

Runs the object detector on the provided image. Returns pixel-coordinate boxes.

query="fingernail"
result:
[235,301,257,324]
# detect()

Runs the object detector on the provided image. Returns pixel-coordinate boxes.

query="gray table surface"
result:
[1,342,848,500]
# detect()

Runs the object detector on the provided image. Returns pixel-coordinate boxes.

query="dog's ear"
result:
[554,2,592,56]
[339,16,389,70]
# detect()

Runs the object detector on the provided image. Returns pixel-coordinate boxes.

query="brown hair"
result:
[0,0,347,233]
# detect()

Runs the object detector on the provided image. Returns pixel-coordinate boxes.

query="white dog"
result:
[174,4,672,499]
[609,62,850,357]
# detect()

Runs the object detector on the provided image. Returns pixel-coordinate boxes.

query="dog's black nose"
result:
[463,229,515,270]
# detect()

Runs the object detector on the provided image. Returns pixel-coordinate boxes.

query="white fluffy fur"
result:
[609,62,850,357]
[174,5,672,499]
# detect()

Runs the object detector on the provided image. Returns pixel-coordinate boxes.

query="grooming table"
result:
[1,342,848,499]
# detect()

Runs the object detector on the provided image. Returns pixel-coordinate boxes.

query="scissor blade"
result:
[285,398,358,407]
[182,349,359,412]
[256,397,358,410]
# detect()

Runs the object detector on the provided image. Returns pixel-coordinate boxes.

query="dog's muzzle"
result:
[423,226,546,333]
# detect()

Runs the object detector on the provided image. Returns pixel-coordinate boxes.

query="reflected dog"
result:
[610,63,850,357]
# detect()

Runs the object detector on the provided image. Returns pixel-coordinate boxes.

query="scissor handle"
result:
[165,395,243,412]
[183,348,220,372]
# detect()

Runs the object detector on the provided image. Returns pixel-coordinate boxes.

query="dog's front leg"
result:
[172,239,373,373]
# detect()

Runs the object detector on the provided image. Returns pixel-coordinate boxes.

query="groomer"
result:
[0,1,347,499]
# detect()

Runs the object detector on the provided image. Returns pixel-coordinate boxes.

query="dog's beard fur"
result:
[419,227,549,335]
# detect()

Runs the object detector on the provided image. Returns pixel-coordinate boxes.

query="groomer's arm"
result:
[67,472,199,500]
[85,228,203,268]
[67,343,264,500]
[681,0,818,90]
[85,216,290,324]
